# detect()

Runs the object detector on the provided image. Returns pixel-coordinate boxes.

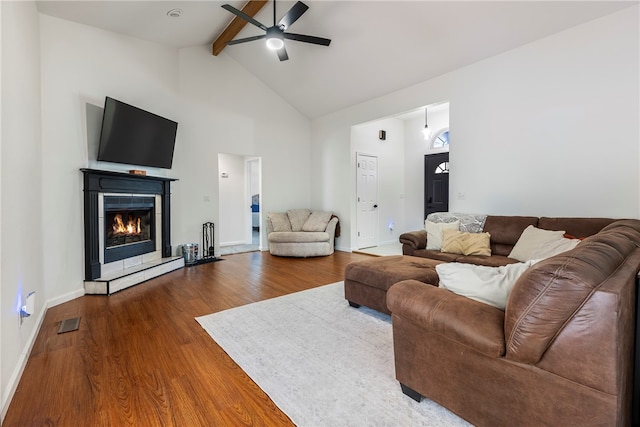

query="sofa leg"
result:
[348,301,361,309]
[400,383,423,402]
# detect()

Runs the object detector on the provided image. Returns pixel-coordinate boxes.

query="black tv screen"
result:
[97,97,178,169]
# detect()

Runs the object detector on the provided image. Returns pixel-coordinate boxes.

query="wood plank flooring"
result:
[3,250,373,426]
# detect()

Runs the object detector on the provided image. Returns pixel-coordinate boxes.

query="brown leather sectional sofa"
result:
[388,218,640,426]
[400,215,617,266]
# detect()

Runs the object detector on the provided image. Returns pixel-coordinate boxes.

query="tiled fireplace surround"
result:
[81,169,184,295]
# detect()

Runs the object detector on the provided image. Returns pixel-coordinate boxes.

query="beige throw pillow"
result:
[425,220,460,250]
[267,212,291,232]
[287,209,311,232]
[302,211,333,232]
[529,236,581,260]
[508,225,566,262]
[440,229,466,254]
[441,229,491,256]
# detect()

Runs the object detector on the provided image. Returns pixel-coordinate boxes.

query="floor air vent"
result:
[58,317,81,334]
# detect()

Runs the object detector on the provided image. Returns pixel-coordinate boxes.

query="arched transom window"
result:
[431,129,449,149]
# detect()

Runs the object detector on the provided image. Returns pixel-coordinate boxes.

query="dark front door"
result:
[424,152,450,219]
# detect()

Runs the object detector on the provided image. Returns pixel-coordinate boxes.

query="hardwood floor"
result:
[2,250,373,426]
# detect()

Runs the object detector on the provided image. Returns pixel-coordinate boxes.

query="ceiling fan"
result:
[221,1,331,61]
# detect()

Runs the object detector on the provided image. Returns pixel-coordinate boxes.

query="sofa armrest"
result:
[387,280,505,358]
[325,216,338,234]
[399,230,428,250]
[325,217,339,248]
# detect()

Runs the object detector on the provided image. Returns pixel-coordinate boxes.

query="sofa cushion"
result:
[456,254,520,267]
[267,212,292,232]
[287,209,311,232]
[406,249,463,263]
[483,216,538,256]
[441,230,491,256]
[268,231,330,244]
[302,211,332,232]
[345,256,441,291]
[538,217,615,238]
[437,260,537,310]
[425,220,459,250]
[508,225,566,262]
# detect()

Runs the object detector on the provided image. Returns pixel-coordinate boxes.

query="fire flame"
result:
[112,214,141,235]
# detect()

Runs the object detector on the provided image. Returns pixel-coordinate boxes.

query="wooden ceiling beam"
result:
[212,0,269,56]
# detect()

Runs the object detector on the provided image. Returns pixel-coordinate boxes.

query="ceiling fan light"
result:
[266,36,285,50]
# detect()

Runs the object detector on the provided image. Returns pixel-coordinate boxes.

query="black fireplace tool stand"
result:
[188,222,222,266]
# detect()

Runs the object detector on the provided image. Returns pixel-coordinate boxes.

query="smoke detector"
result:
[167,9,182,18]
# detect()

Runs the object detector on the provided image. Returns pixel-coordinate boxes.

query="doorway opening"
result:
[424,152,450,219]
[218,154,262,255]
[350,102,449,255]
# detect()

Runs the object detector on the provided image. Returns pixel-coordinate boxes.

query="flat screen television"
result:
[97,97,178,169]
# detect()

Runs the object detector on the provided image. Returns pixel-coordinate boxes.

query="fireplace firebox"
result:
[103,196,155,263]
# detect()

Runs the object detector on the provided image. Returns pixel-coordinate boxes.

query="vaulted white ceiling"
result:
[35,1,637,118]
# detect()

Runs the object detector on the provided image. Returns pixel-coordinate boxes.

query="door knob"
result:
[373,204,378,208]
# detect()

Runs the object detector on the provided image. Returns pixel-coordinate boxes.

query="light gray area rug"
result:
[196,282,471,427]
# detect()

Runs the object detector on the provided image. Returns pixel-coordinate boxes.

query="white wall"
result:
[173,46,311,252]
[312,6,639,250]
[36,14,312,299]
[1,1,45,418]
[39,15,181,303]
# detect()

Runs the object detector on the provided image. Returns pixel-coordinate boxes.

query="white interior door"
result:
[356,153,378,249]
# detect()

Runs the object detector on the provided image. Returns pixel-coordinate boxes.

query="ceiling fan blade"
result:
[221,4,268,31]
[278,1,309,30]
[284,32,331,46]
[227,34,266,46]
[277,46,289,61]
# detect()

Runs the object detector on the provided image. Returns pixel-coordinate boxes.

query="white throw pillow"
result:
[437,260,537,310]
[508,225,566,262]
[425,220,460,250]
[529,237,581,260]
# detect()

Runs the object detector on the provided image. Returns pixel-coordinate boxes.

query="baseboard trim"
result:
[220,240,247,247]
[48,287,85,308]
[1,303,47,423]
